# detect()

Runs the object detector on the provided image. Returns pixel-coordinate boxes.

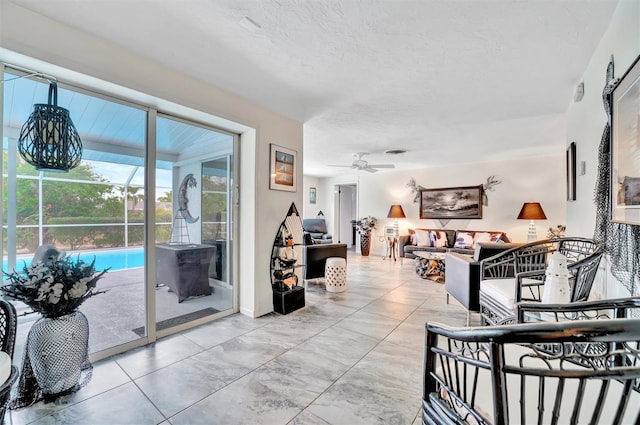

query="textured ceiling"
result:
[11,0,619,177]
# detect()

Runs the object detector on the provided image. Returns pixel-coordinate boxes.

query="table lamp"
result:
[517,202,547,242]
[387,204,406,236]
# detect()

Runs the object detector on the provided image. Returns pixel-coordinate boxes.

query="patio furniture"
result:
[155,244,216,303]
[478,237,602,325]
[0,300,18,424]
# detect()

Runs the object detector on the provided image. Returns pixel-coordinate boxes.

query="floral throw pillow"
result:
[430,231,448,248]
[454,231,475,249]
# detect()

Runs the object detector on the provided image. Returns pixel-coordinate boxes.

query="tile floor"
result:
[8,253,472,425]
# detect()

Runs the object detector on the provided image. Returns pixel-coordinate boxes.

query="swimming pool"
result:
[3,247,145,273]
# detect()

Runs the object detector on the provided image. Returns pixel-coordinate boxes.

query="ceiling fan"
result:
[328,152,395,173]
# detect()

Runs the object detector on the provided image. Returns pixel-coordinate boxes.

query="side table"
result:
[414,251,446,283]
[377,235,403,263]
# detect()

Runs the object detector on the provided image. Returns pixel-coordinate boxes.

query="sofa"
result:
[302,218,333,244]
[398,228,510,258]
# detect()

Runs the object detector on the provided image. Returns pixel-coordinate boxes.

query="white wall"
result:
[0,1,303,318]
[566,0,640,298]
[302,175,322,217]
[311,155,566,257]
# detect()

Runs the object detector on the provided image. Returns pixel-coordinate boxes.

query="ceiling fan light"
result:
[18,82,83,173]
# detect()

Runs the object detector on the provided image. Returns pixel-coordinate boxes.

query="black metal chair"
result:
[0,300,18,424]
[423,317,640,425]
[478,237,603,325]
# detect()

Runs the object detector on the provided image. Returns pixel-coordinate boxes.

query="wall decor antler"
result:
[482,175,501,206]
[407,178,426,203]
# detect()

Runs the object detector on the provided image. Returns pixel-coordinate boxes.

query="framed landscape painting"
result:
[419,185,483,219]
[611,54,640,225]
[270,144,297,192]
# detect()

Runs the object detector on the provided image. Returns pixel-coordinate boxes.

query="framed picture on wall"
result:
[611,54,640,225]
[566,142,576,202]
[309,187,317,204]
[270,144,297,192]
[419,185,483,219]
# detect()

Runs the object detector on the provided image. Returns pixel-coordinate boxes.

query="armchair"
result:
[302,218,333,244]
[423,316,640,424]
[478,237,603,325]
[444,242,522,325]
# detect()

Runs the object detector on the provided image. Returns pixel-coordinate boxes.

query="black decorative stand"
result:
[270,203,305,315]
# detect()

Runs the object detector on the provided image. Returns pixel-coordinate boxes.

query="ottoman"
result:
[325,257,347,292]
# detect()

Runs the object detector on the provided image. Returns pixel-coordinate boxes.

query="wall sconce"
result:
[387,204,406,235]
[517,202,547,242]
[18,82,82,172]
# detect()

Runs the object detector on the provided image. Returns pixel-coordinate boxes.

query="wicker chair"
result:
[478,237,602,325]
[0,300,18,424]
[423,317,640,425]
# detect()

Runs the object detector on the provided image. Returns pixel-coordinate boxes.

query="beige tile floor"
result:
[8,253,473,425]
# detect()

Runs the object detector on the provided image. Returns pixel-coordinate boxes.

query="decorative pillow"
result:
[430,231,448,248]
[415,230,431,247]
[490,232,506,243]
[454,231,475,249]
[473,232,491,248]
[410,234,417,245]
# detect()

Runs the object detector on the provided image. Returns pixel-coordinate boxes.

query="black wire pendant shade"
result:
[18,82,82,172]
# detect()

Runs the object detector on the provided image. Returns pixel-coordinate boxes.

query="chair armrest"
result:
[398,235,411,257]
[514,270,546,303]
[445,252,480,311]
[517,296,640,322]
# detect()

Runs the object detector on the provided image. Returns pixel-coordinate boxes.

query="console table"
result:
[155,243,216,302]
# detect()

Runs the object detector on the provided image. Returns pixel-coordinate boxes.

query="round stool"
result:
[325,257,347,293]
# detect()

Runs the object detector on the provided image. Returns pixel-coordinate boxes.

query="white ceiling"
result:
[11,0,619,177]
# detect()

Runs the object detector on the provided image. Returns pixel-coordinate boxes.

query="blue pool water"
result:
[3,248,144,273]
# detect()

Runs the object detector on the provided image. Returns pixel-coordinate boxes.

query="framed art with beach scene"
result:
[611,54,640,225]
[419,185,483,219]
[270,144,297,192]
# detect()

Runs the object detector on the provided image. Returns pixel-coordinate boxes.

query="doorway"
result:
[334,184,357,249]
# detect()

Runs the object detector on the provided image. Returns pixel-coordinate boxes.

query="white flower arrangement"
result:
[356,216,377,236]
[1,256,108,318]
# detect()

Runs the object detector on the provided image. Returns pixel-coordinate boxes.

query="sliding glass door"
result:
[2,67,238,359]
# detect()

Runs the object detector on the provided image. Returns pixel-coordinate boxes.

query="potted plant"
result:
[356,216,377,256]
[1,255,108,405]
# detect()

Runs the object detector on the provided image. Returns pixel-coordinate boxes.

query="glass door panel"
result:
[153,115,235,332]
[2,70,148,357]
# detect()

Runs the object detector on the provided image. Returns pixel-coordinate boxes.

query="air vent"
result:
[384,149,406,155]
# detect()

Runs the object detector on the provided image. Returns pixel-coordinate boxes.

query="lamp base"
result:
[527,220,538,242]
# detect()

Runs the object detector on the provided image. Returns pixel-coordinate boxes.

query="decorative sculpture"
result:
[482,175,501,206]
[178,173,199,224]
[406,178,425,203]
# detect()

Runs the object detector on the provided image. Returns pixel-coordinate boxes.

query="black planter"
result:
[273,285,305,315]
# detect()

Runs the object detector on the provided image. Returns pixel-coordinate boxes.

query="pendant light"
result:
[18,82,82,172]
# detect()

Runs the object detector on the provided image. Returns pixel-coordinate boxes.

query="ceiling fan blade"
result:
[362,166,378,173]
[366,164,395,169]
[328,164,354,168]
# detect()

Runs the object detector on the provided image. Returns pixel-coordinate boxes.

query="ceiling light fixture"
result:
[18,82,82,172]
